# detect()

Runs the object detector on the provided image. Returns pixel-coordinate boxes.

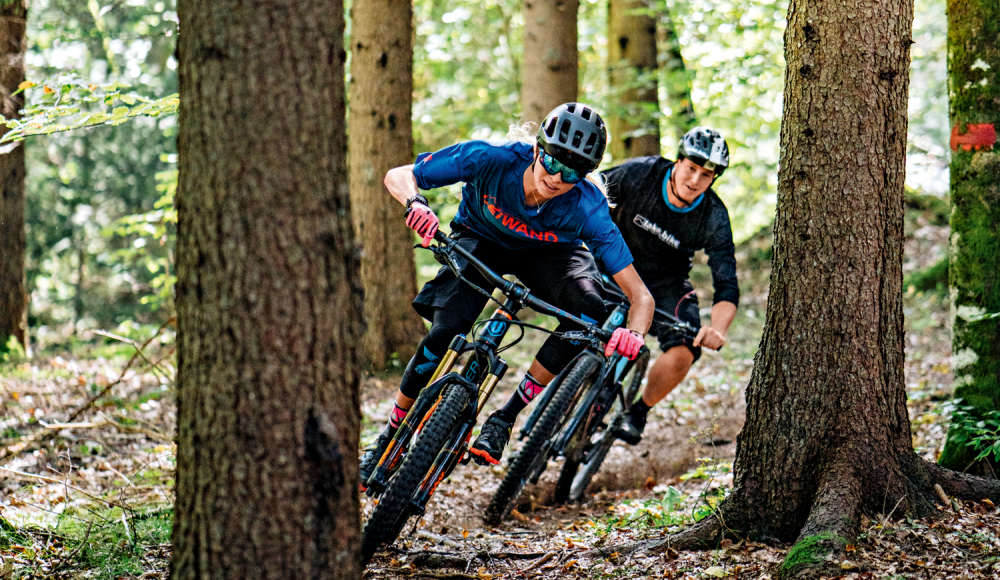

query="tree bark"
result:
[659,8,695,142]
[589,0,1000,577]
[608,0,660,162]
[172,1,364,579]
[349,0,426,370]
[938,0,1000,477]
[522,0,579,125]
[0,0,27,355]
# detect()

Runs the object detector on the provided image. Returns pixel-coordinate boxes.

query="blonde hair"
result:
[507,121,609,198]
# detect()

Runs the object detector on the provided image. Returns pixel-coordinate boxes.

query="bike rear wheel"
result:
[361,383,470,563]
[483,354,601,526]
[557,350,649,503]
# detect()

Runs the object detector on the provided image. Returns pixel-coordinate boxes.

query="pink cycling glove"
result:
[604,327,643,360]
[405,202,439,247]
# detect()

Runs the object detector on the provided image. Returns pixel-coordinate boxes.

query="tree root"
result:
[582,510,726,560]
[915,457,1000,503]
[580,455,1000,576]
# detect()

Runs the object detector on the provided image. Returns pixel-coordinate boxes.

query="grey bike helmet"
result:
[537,103,608,172]
[678,126,730,176]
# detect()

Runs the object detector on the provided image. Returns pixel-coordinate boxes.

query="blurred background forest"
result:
[14,0,949,354]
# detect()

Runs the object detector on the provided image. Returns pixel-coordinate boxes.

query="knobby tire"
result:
[557,350,649,504]
[483,354,600,526]
[361,383,470,564]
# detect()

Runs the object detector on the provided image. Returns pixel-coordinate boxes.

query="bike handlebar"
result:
[430,231,614,344]
[601,277,698,340]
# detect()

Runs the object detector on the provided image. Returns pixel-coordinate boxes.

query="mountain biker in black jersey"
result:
[359,103,656,488]
[601,126,740,444]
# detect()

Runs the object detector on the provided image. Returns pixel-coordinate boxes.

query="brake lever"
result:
[560,330,602,347]
[429,244,462,277]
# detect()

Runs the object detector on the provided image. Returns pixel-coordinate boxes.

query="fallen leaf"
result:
[511,509,529,523]
[840,560,859,570]
[982,498,995,508]
[703,565,726,577]
[462,529,470,538]
[845,544,856,552]
[645,476,657,490]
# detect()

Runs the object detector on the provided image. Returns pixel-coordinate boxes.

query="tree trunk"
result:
[589,0,1000,576]
[522,0,579,125]
[938,0,1000,477]
[349,0,426,370]
[608,0,660,162]
[172,1,364,579]
[659,8,695,142]
[0,0,27,356]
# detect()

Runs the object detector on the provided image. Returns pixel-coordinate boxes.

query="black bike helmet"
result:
[536,103,608,172]
[678,126,730,176]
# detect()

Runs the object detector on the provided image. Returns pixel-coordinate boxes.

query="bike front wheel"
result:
[483,353,601,526]
[361,383,470,564]
[557,349,649,504]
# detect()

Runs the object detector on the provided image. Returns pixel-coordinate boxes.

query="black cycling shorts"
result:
[413,228,604,328]
[647,278,702,363]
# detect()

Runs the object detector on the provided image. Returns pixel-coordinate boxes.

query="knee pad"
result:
[399,310,472,400]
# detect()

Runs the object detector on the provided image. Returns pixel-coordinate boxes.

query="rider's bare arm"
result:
[611,265,654,336]
[694,300,737,350]
[384,164,420,205]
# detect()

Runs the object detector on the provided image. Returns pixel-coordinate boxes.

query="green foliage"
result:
[947,402,1000,463]
[0,335,27,362]
[0,75,178,144]
[62,507,173,580]
[904,258,949,294]
[21,0,178,348]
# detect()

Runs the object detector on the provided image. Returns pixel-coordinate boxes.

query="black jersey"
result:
[602,157,739,306]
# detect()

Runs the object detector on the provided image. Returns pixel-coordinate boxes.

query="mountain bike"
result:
[484,279,697,525]
[360,230,613,564]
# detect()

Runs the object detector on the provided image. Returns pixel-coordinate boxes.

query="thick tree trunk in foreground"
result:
[659,9,696,141]
[172,1,363,579]
[522,0,579,125]
[0,1,27,355]
[591,0,1000,576]
[608,0,660,162]
[938,0,1000,477]
[349,0,426,370]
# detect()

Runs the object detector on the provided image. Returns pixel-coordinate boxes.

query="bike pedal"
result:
[468,447,500,466]
[459,450,472,465]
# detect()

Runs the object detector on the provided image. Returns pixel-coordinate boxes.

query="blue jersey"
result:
[412,140,633,275]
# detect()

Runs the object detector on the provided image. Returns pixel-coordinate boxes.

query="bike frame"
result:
[365,231,613,517]
[518,277,698,469]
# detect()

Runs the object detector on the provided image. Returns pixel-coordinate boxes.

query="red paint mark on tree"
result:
[950,123,996,151]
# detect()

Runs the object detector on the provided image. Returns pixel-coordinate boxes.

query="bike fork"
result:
[409,419,474,516]
[366,337,468,496]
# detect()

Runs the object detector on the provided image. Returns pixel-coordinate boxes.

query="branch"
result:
[583,512,725,560]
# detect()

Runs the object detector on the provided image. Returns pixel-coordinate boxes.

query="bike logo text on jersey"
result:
[483,194,559,242]
[633,214,680,248]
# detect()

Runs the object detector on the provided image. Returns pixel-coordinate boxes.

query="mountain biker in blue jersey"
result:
[601,127,740,444]
[359,103,656,488]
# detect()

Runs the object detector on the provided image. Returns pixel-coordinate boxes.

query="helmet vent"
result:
[584,132,597,154]
[572,130,584,148]
[580,107,592,120]
[559,119,572,142]
[544,117,557,137]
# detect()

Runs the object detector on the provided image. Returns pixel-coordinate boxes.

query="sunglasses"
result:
[538,150,587,184]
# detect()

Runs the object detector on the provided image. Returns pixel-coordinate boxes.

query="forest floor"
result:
[2,201,998,579]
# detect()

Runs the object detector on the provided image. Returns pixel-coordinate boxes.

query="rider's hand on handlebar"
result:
[405,202,439,247]
[604,327,644,360]
[693,326,726,351]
